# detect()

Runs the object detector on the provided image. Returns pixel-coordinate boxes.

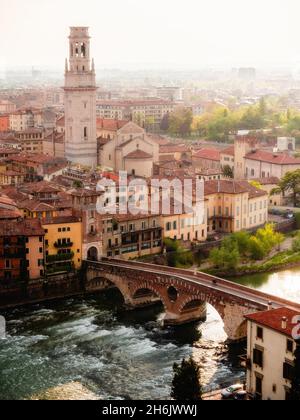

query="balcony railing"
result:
[54,242,74,248]
[46,252,74,264]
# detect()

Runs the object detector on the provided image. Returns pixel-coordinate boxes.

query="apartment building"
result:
[42,216,82,274]
[0,218,45,282]
[0,115,10,132]
[245,308,298,400]
[204,180,268,234]
[15,128,44,154]
[96,99,174,129]
[0,100,16,114]
[102,214,163,259]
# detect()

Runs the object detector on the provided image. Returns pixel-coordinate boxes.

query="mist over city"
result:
[1,0,300,405]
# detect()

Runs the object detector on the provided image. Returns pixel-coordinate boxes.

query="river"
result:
[0,267,300,400]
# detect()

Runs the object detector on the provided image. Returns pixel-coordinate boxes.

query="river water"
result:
[1,267,300,400]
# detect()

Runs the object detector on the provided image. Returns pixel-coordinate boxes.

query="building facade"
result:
[245,308,298,400]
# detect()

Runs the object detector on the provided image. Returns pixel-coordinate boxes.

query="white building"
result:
[245,307,298,400]
[64,27,97,167]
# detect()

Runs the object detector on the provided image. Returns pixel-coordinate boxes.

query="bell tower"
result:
[64,27,97,167]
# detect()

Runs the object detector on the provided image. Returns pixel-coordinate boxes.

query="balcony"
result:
[46,252,74,264]
[54,242,74,249]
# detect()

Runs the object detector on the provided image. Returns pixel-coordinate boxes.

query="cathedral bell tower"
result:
[64,27,97,167]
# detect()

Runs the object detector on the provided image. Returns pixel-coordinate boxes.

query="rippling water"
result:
[0,290,243,400]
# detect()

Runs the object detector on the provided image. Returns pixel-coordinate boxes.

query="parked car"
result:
[234,390,248,400]
[221,384,244,399]
[284,211,294,220]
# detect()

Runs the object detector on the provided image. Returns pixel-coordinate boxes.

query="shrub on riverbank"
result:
[208,224,284,271]
[205,250,300,277]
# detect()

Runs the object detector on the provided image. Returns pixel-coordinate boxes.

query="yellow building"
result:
[42,216,82,274]
[204,180,268,234]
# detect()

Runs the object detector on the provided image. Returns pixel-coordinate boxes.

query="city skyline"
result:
[1,0,300,71]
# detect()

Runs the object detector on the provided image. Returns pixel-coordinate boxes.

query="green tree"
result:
[292,233,300,252]
[289,340,300,400]
[169,107,193,137]
[248,236,266,260]
[73,180,83,188]
[209,237,240,270]
[271,170,300,207]
[160,112,170,132]
[259,96,267,116]
[171,357,202,401]
[222,165,234,179]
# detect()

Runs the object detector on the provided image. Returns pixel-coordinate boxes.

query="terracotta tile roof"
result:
[221,145,235,156]
[253,177,280,186]
[160,144,190,154]
[96,118,128,131]
[204,179,267,198]
[19,181,61,195]
[193,148,221,161]
[245,308,300,338]
[124,149,153,159]
[245,150,300,165]
[0,208,22,219]
[42,216,81,225]
[0,218,45,236]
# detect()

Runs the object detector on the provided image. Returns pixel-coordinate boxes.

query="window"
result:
[257,327,263,340]
[84,127,88,140]
[255,377,262,397]
[283,362,294,381]
[253,348,264,368]
[287,340,294,353]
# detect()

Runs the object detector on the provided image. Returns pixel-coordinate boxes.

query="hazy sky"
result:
[0,0,299,70]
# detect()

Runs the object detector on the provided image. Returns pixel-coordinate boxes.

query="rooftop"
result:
[204,179,267,198]
[245,150,300,165]
[124,149,153,160]
[245,307,300,338]
[193,148,221,161]
[0,218,45,237]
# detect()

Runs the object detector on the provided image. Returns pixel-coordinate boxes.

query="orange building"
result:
[0,115,9,132]
[0,218,45,282]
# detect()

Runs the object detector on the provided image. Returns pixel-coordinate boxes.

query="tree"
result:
[171,357,202,400]
[73,180,83,188]
[168,107,193,137]
[271,170,300,207]
[249,180,262,190]
[289,340,300,400]
[209,237,240,270]
[292,233,300,252]
[222,165,234,179]
[160,112,170,132]
[259,96,267,116]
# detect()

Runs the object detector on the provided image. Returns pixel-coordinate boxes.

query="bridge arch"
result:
[131,283,167,312]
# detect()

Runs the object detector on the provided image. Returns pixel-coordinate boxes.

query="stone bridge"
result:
[83,258,300,341]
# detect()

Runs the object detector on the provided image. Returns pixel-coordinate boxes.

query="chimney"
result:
[282,317,287,330]
[268,301,273,311]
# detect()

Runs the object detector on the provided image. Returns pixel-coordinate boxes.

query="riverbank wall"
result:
[0,272,84,310]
